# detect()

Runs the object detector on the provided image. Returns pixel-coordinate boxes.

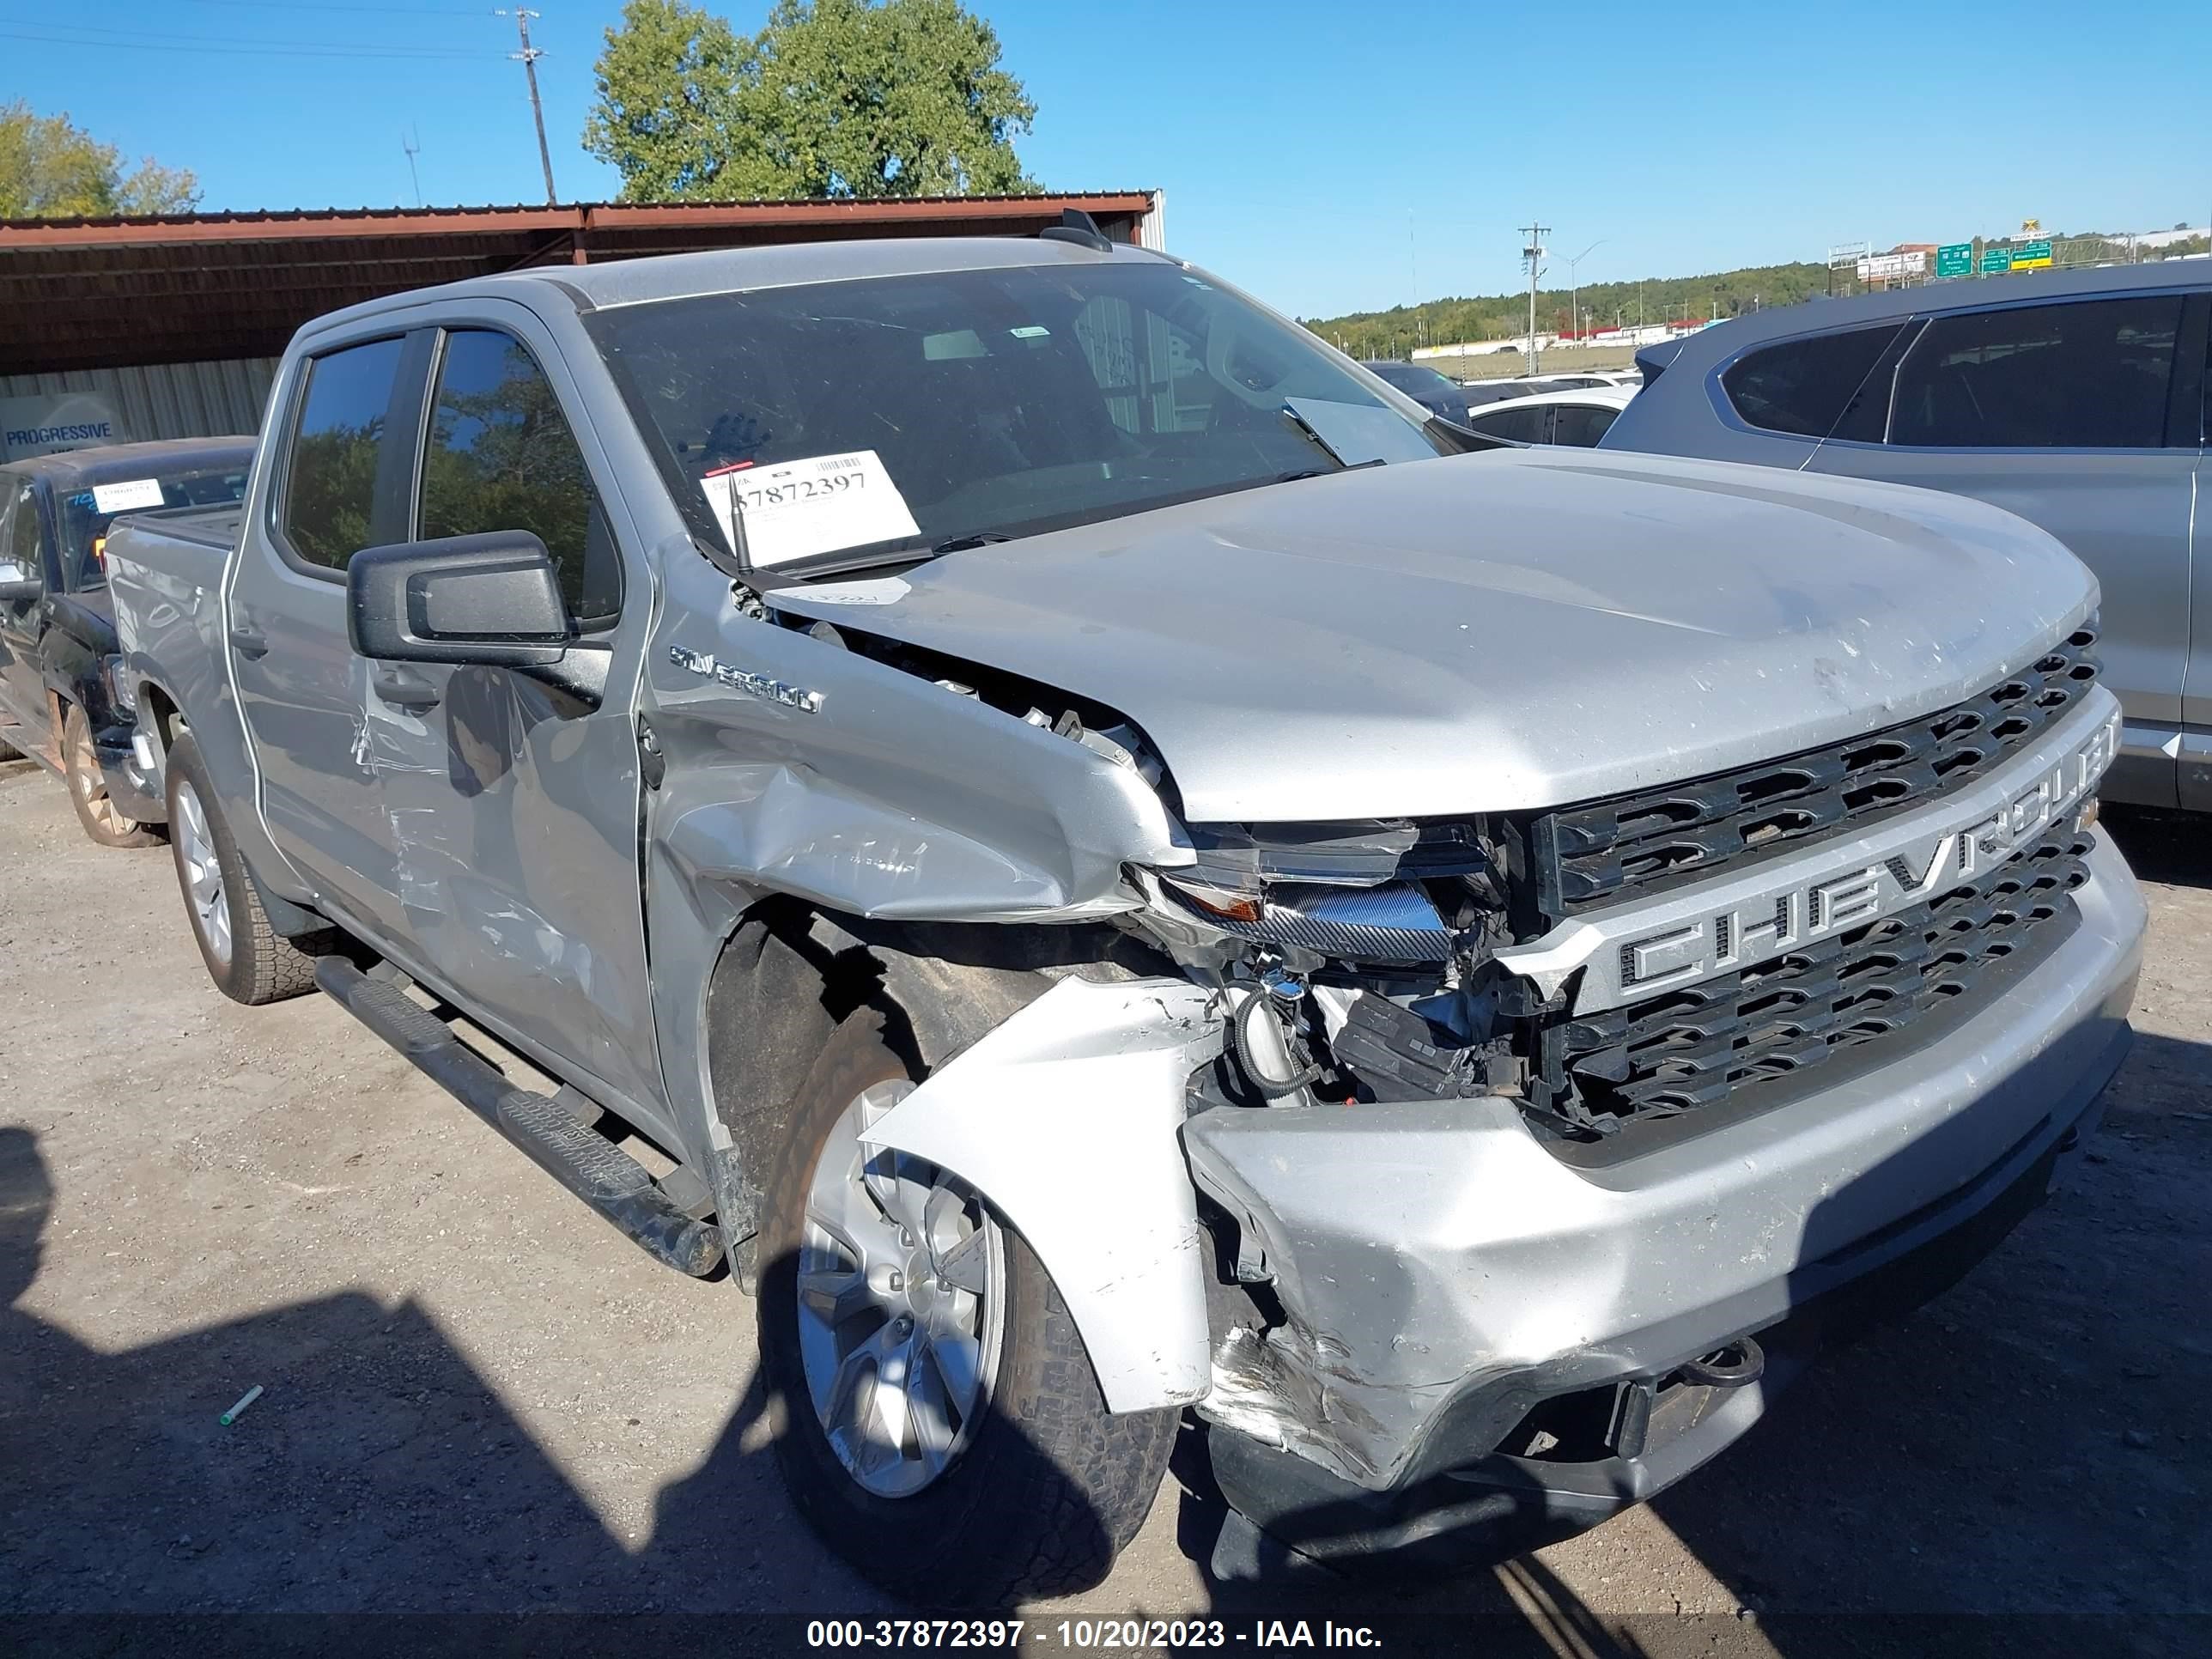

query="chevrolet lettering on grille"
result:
[1496,689,2120,1014]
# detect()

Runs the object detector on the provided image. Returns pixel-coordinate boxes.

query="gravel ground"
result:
[1,755,2205,1656]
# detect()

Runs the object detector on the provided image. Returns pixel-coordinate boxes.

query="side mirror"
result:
[0,557,40,604]
[347,532,571,666]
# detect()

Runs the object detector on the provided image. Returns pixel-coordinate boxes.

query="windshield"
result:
[60,463,250,589]
[588,259,1448,574]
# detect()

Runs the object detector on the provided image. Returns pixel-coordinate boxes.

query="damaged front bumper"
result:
[1181,831,2143,1564]
[101,719,165,823]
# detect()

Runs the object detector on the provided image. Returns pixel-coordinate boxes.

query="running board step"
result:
[314,956,724,1277]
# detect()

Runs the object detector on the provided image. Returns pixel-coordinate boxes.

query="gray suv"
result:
[1602,260,2209,810]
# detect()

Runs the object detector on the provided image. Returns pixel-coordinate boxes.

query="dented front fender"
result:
[858,975,1223,1414]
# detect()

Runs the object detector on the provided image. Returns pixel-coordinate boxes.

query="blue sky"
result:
[4,0,2208,319]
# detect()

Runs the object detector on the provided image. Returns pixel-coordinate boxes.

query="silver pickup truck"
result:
[105,232,2143,1603]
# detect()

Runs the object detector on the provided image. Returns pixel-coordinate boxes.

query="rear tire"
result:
[757,1011,1176,1607]
[62,703,157,848]
[164,731,320,1005]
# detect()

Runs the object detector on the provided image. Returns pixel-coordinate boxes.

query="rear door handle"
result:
[371,665,441,710]
[228,625,269,659]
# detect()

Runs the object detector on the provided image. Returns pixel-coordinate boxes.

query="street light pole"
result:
[1565,239,1606,353]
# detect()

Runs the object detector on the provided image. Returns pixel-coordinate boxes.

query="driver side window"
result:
[5,483,43,586]
[419,329,623,629]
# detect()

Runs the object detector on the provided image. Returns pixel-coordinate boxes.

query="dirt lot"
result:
[2,755,2207,1656]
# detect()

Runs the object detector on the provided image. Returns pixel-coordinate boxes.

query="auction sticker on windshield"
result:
[91,478,166,514]
[700,449,921,568]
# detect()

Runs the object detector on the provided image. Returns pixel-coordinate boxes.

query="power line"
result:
[177,0,493,15]
[1,12,489,52]
[0,25,492,59]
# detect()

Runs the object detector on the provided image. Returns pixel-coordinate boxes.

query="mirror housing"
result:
[0,558,40,604]
[347,532,571,666]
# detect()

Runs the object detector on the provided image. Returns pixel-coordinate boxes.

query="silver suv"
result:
[1602,260,2209,811]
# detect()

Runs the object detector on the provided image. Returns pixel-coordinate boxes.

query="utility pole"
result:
[1408,210,1421,361]
[498,8,558,205]
[401,126,422,208]
[1520,222,1549,375]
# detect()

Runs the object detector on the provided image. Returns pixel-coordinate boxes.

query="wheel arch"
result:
[699,902,1077,1244]
[697,898,1219,1413]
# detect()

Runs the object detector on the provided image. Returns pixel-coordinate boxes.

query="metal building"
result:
[0,192,1164,459]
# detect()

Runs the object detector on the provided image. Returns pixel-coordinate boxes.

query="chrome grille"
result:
[1538,831,2093,1131]
[1536,624,2101,918]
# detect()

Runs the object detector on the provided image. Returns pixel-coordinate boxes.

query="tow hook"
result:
[1679,1335,1765,1389]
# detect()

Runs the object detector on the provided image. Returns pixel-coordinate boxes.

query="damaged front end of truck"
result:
[635,446,2140,1571]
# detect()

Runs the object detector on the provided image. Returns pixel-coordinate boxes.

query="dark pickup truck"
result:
[0,438,254,843]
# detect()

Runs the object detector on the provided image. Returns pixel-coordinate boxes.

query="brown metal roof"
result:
[0,193,1157,375]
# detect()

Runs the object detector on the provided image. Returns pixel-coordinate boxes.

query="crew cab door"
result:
[348,312,665,1131]
[1808,289,2206,808]
[228,331,426,927]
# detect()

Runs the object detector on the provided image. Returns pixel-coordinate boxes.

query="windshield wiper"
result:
[1279,399,1352,468]
[1274,459,1386,483]
[930,532,1014,553]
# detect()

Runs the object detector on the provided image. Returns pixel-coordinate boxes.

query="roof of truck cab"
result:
[2,436,257,490]
[298,234,1164,338]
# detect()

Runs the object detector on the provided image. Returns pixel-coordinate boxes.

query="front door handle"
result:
[228,625,269,659]
[371,665,441,710]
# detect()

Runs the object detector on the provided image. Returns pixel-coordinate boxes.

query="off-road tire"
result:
[164,731,321,1005]
[757,1011,1178,1607]
[62,702,159,848]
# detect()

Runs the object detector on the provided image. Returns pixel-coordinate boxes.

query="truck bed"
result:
[105,503,249,819]
[116,501,245,558]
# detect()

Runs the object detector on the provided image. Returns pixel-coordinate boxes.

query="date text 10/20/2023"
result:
[804,1619,1384,1649]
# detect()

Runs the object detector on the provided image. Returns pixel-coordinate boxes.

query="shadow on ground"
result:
[4,808,2206,1655]
[2103,806,2209,890]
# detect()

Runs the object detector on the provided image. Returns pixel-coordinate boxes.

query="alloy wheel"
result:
[796,1080,1006,1498]
[173,779,232,967]
[71,720,132,836]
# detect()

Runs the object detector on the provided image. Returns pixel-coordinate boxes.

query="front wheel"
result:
[63,704,157,848]
[757,1012,1177,1607]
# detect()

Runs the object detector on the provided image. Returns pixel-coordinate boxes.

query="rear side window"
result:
[1550,403,1620,447]
[1888,296,2184,449]
[419,329,621,626]
[283,337,406,569]
[1468,405,1551,443]
[1721,323,1905,437]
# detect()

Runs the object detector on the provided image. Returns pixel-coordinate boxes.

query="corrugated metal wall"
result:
[0,356,277,445]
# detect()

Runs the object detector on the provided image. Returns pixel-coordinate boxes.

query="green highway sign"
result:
[2014,238,2054,270]
[1936,242,1974,278]
[1981,246,2014,274]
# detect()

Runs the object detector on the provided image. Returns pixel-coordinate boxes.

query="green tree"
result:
[0,102,201,218]
[585,0,1036,203]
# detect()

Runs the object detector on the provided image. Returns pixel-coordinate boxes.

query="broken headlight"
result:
[1152,818,1504,966]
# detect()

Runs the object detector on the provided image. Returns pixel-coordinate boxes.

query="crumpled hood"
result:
[767,448,2098,823]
